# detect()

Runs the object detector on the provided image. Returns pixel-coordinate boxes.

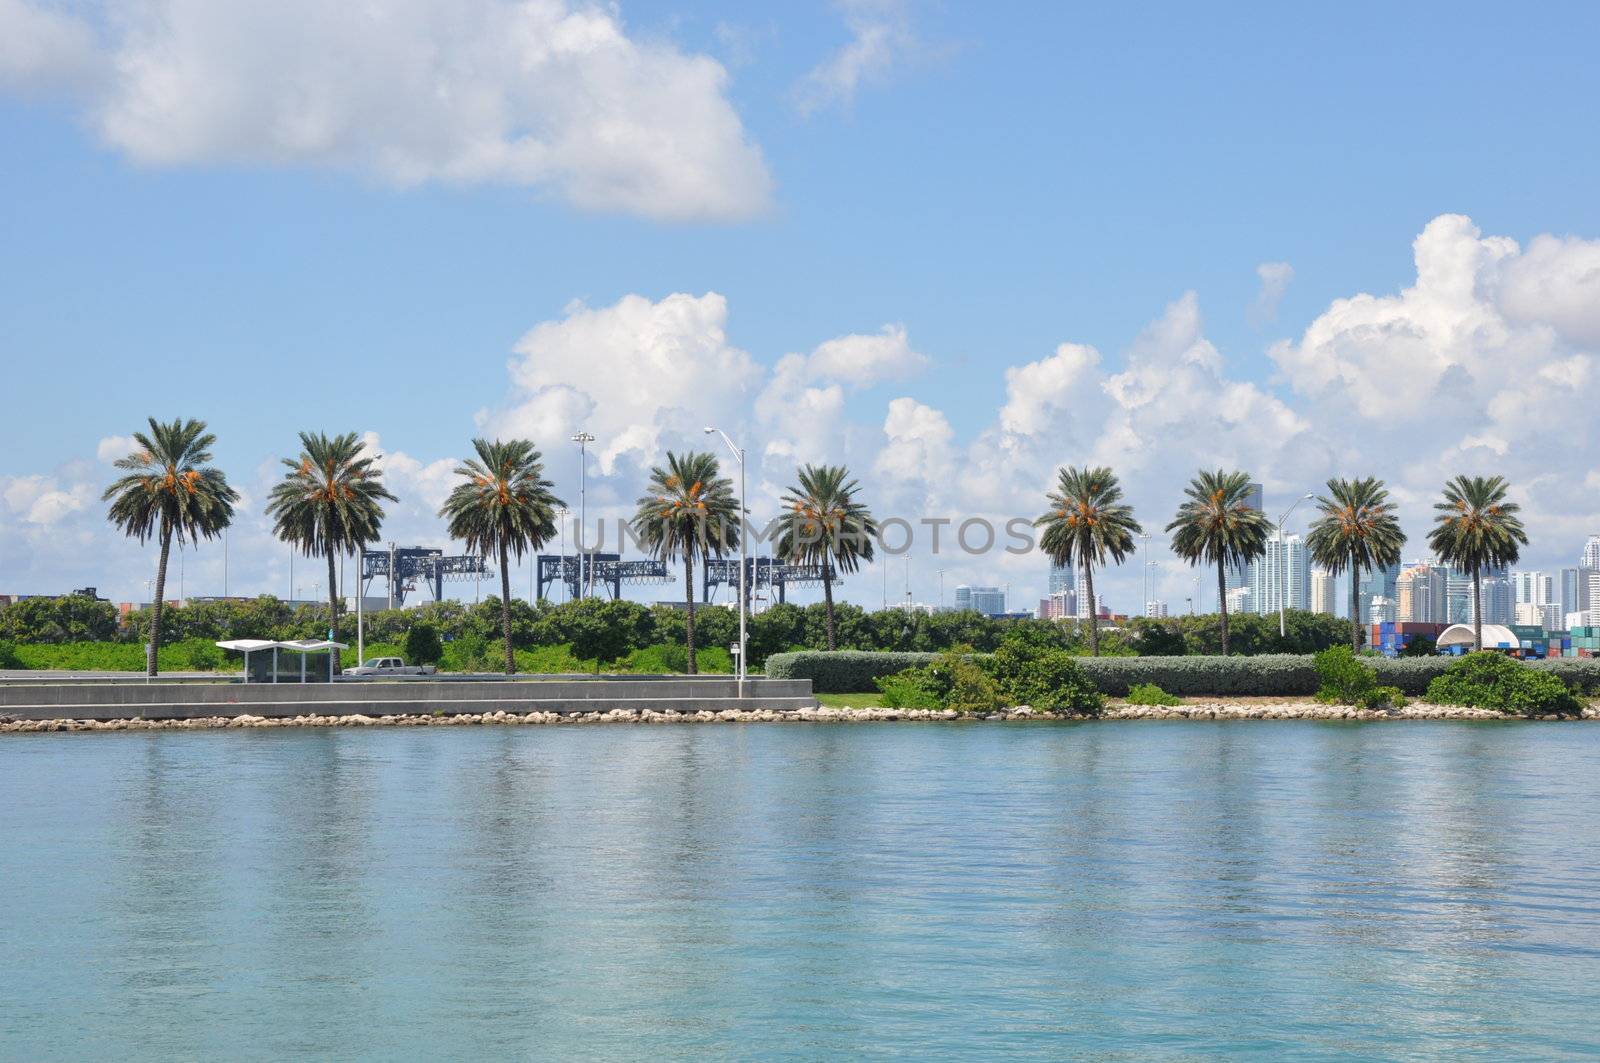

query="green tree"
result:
[438,439,563,674]
[630,451,739,674]
[1166,469,1272,655]
[775,464,878,651]
[1304,476,1408,651]
[1034,465,1143,656]
[1426,474,1528,651]
[266,431,396,661]
[403,623,444,666]
[102,418,238,676]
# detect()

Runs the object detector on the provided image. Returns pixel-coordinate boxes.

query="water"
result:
[3,723,1599,1060]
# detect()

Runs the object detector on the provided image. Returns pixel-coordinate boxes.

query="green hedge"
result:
[766,651,943,693]
[765,650,1583,697]
[9,639,244,672]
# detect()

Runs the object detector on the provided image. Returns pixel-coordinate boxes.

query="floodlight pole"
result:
[705,427,747,696]
[572,432,594,600]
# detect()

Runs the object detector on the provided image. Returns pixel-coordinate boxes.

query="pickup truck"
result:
[341,656,437,677]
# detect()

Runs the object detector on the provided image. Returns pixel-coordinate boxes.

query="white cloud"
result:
[874,396,954,488]
[481,292,763,479]
[805,324,926,386]
[793,0,915,115]
[0,0,771,221]
[1250,261,1294,325]
[95,435,136,463]
[0,0,101,92]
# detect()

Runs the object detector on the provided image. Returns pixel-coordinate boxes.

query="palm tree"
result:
[1305,477,1407,652]
[265,432,396,654]
[775,464,877,651]
[1427,474,1528,651]
[103,418,238,676]
[439,439,563,674]
[630,451,739,674]
[1034,465,1142,656]
[1166,469,1272,655]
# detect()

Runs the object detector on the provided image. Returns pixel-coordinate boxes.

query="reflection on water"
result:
[3,723,1600,1060]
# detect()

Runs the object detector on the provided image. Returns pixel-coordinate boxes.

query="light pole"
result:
[571,432,594,600]
[1276,493,1316,638]
[1140,531,1151,616]
[704,427,747,695]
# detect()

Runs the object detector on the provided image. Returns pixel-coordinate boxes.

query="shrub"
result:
[941,653,1005,715]
[1358,686,1408,710]
[1425,652,1582,716]
[182,639,225,672]
[1314,646,1377,705]
[1369,657,1455,695]
[986,641,1105,716]
[0,640,19,669]
[514,643,590,674]
[442,634,491,673]
[767,651,943,693]
[1075,655,1321,697]
[404,623,444,666]
[1532,657,1600,695]
[1126,682,1183,706]
[875,667,947,709]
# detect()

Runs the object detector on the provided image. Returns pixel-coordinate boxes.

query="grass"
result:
[817,692,885,708]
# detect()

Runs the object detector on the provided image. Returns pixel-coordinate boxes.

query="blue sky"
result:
[3,0,1599,612]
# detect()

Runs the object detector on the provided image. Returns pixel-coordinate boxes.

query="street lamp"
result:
[704,427,748,695]
[1140,531,1151,616]
[1276,493,1317,638]
[571,432,595,599]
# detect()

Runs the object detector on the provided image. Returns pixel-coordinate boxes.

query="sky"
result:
[2,0,1599,615]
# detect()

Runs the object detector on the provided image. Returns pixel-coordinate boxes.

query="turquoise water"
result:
[3,723,1599,1060]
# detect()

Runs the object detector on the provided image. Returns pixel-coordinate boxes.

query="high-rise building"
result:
[1369,595,1396,623]
[1145,600,1168,618]
[953,584,972,611]
[1396,562,1449,623]
[1246,532,1310,615]
[1559,567,1585,618]
[1583,535,1600,571]
[1048,560,1073,596]
[1358,562,1400,625]
[1225,586,1251,614]
[1224,482,1266,593]
[1074,572,1093,619]
[1310,569,1336,615]
[969,586,1006,615]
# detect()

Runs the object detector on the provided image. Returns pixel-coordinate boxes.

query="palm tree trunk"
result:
[147,520,172,677]
[823,566,837,651]
[1217,558,1229,656]
[1084,560,1100,656]
[499,541,515,675]
[1350,561,1361,652]
[1472,567,1483,652]
[683,553,697,674]
[326,547,340,673]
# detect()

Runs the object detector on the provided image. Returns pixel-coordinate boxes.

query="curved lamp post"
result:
[704,426,747,696]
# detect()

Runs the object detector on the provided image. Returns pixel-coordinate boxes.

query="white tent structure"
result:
[216,639,349,683]
[1437,624,1520,653]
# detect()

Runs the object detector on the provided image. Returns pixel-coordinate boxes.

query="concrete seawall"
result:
[0,677,816,722]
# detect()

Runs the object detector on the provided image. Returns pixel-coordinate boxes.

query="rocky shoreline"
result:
[2,700,1596,731]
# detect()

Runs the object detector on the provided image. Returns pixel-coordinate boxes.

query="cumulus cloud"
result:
[480,292,763,480]
[793,0,916,115]
[0,0,771,221]
[1250,261,1294,325]
[95,435,137,463]
[0,0,101,92]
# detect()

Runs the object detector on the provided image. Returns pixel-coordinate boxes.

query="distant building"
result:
[1039,588,1076,620]
[953,584,972,611]
[1048,561,1073,596]
[1358,562,1401,626]
[1310,569,1336,615]
[1247,532,1310,615]
[1225,586,1251,614]
[1368,595,1396,623]
[1396,562,1449,624]
[969,586,1006,616]
[1584,535,1600,571]
[1145,600,1168,618]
